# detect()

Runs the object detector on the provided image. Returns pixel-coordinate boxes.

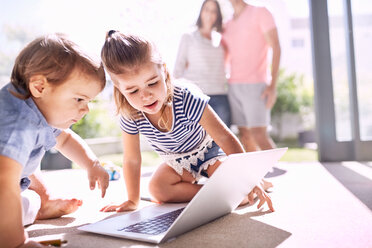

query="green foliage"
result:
[97,151,163,168]
[280,148,318,162]
[71,100,121,139]
[272,69,314,117]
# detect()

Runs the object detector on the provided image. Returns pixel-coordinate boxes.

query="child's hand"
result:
[248,185,274,212]
[87,160,110,198]
[100,200,138,212]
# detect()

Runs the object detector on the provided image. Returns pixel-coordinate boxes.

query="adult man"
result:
[222,0,281,152]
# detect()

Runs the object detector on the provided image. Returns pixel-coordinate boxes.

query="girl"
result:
[100,31,273,213]
[174,0,231,127]
[0,33,109,248]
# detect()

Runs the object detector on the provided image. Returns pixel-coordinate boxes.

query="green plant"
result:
[272,69,313,117]
[71,100,121,139]
[271,69,314,140]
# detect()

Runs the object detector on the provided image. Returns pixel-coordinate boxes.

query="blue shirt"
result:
[120,81,210,155]
[0,83,61,190]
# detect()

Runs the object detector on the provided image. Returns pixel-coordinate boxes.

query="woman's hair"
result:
[10,33,106,99]
[196,0,223,33]
[101,30,173,122]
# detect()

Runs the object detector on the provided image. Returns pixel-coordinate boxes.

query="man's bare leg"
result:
[251,126,276,150]
[238,126,258,152]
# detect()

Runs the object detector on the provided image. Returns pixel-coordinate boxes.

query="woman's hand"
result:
[87,161,110,198]
[100,200,138,212]
[248,185,274,212]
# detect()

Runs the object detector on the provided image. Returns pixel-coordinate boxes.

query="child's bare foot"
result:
[36,198,82,220]
[261,179,273,192]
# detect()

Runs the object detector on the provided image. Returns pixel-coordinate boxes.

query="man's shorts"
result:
[228,83,270,128]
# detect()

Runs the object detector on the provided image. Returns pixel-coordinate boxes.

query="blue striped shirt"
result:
[120,82,210,155]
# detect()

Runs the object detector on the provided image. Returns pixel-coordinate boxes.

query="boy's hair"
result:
[11,33,106,98]
[101,30,173,120]
[196,0,223,33]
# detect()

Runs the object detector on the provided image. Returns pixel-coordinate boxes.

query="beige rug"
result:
[27,162,372,248]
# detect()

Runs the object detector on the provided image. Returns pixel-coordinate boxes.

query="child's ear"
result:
[29,75,48,98]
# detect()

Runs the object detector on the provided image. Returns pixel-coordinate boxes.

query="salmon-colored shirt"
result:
[222,5,276,84]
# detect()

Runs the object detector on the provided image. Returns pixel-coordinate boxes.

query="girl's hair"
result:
[196,0,223,33]
[11,33,106,99]
[101,30,173,123]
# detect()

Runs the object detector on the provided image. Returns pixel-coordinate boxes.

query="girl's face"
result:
[110,61,168,116]
[34,68,102,129]
[201,1,218,30]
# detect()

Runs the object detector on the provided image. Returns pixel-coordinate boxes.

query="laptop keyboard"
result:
[118,207,185,235]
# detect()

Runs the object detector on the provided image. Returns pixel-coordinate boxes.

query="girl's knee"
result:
[148,178,171,202]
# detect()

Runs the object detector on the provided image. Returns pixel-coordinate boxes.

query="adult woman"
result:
[173,0,231,127]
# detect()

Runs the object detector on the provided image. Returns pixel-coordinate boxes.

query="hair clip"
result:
[108,30,117,37]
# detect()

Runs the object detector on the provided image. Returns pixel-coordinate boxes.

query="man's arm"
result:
[262,27,281,109]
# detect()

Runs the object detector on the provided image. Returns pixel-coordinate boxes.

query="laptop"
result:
[78,147,288,244]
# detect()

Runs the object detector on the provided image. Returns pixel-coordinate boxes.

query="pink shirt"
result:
[222,5,276,84]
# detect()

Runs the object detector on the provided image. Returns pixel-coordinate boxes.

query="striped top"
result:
[173,30,227,95]
[120,82,210,155]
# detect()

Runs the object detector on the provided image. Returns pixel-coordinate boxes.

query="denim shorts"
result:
[160,135,226,180]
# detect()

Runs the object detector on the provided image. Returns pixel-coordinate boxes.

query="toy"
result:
[101,161,121,181]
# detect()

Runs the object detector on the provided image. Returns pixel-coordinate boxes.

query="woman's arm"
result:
[199,105,245,155]
[173,34,189,78]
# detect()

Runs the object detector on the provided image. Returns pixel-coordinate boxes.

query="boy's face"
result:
[34,68,103,129]
[109,61,168,117]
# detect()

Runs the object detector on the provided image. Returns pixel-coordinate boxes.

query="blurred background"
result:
[1,0,371,166]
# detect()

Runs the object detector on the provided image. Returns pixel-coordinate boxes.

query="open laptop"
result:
[78,147,288,244]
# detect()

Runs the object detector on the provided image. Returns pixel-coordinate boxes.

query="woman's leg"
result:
[209,95,231,127]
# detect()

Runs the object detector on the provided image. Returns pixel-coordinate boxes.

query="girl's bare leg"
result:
[149,163,202,203]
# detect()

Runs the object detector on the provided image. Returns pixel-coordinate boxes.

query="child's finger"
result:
[89,179,96,190]
[255,189,265,209]
[98,176,109,198]
[265,195,274,212]
[100,182,107,198]
[247,191,254,204]
[100,205,117,212]
[255,188,274,212]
